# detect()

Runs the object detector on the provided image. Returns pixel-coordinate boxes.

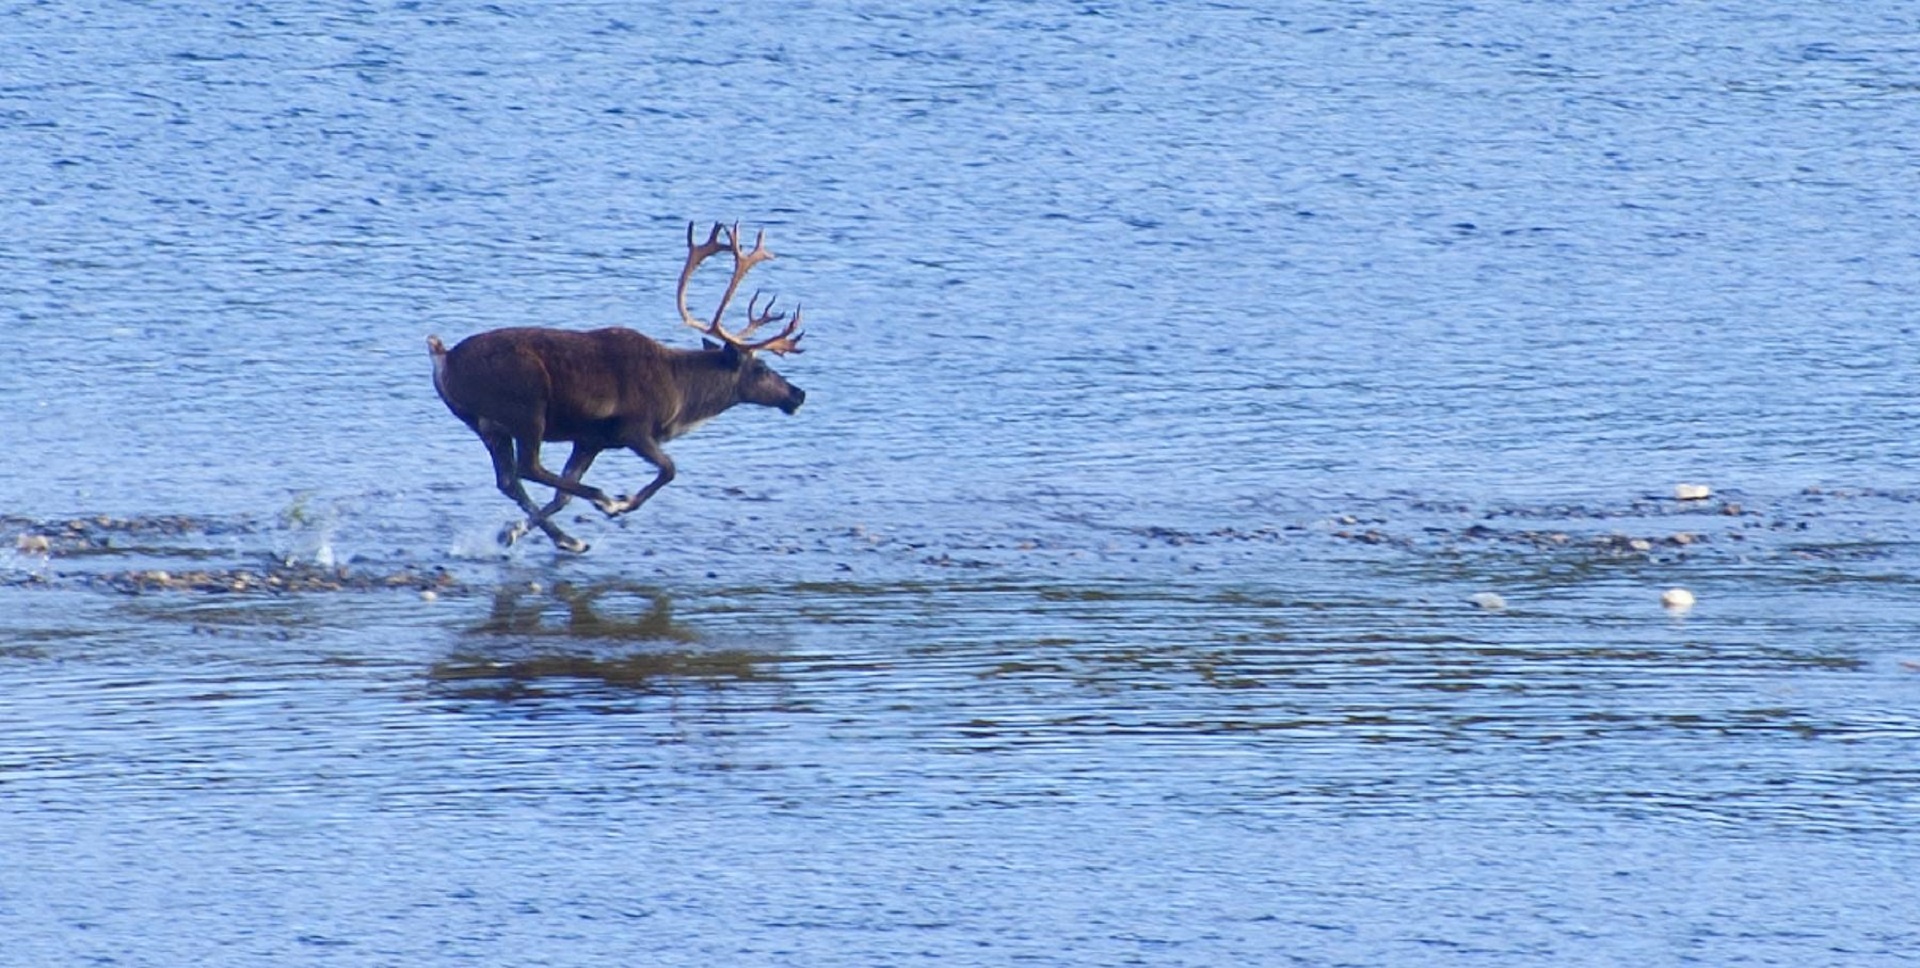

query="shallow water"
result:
[6,2,1920,965]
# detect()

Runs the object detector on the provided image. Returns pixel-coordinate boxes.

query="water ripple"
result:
[9,1,1920,964]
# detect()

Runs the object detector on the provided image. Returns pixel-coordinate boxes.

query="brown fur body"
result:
[429,326,804,553]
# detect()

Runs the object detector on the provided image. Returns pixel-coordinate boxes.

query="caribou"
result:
[428,222,807,553]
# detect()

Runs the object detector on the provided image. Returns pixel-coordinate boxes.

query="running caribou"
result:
[428,222,807,553]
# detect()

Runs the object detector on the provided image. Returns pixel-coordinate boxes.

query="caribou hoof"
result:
[592,495,626,517]
[554,534,590,554]
[498,520,530,547]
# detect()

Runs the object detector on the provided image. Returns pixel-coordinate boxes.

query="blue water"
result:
[5,2,1920,965]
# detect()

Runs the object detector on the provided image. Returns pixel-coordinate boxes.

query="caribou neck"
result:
[662,348,742,438]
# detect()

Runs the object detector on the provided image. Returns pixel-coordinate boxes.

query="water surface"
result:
[5,2,1920,965]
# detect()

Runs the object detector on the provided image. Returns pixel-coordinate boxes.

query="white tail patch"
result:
[427,335,450,399]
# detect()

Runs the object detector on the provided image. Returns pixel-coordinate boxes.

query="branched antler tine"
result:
[677,221,728,334]
[739,290,789,339]
[706,223,776,337]
[746,305,804,356]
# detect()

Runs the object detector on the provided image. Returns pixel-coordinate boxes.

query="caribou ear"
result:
[705,338,749,366]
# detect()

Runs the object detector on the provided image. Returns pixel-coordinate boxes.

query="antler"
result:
[739,291,805,355]
[675,221,806,355]
[675,221,727,337]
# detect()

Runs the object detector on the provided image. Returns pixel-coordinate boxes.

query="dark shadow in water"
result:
[428,581,780,700]
[471,580,701,644]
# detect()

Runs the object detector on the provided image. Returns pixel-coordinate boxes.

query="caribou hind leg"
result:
[478,423,590,553]
[502,443,602,551]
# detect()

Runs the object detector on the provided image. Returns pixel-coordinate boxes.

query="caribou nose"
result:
[783,387,806,414]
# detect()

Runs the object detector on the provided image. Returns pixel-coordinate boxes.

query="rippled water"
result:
[6,2,1920,965]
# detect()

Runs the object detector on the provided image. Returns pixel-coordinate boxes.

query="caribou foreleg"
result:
[607,436,677,516]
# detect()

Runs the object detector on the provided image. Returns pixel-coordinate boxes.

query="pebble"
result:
[1660,587,1696,610]
[1674,483,1712,501]
[15,534,50,554]
[1468,591,1506,610]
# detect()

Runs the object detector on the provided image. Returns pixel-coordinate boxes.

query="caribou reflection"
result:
[471,580,700,642]
[429,581,779,698]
